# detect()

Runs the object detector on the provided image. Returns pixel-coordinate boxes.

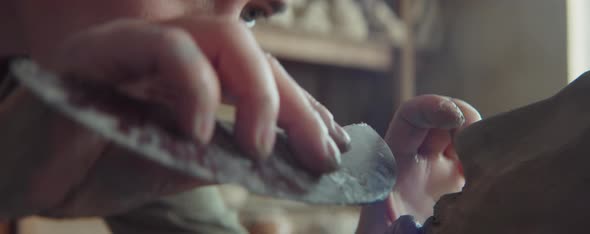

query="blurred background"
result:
[8,0,590,233]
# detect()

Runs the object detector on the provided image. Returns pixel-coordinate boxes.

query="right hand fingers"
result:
[178,18,347,171]
[160,18,280,159]
[301,81,351,152]
[385,95,481,158]
[267,55,349,172]
[51,20,220,144]
[53,18,345,173]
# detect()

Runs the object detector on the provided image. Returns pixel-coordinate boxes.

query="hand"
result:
[355,95,481,234]
[1,18,349,218]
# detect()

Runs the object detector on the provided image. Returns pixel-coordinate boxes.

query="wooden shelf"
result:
[253,26,395,72]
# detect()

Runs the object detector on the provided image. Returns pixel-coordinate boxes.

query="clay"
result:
[420,72,590,234]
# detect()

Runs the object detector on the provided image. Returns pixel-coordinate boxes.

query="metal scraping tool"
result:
[9,59,396,205]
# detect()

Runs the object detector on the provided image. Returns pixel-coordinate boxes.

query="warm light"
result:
[567,0,590,83]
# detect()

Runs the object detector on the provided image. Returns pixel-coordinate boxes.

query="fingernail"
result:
[257,125,276,158]
[441,99,461,115]
[195,114,214,145]
[441,99,465,125]
[324,137,342,170]
[333,123,352,151]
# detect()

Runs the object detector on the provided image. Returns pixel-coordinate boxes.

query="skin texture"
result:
[0,0,482,232]
[0,0,351,218]
[421,72,590,234]
[356,96,481,234]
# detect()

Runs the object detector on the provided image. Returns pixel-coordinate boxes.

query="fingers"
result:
[51,20,220,143]
[411,98,482,157]
[149,27,220,143]
[417,129,451,156]
[452,98,482,133]
[442,98,482,174]
[386,95,481,182]
[54,18,349,172]
[181,18,350,166]
[213,23,279,159]
[385,95,465,156]
[300,83,351,152]
[429,98,482,160]
[268,55,343,172]
[359,96,480,234]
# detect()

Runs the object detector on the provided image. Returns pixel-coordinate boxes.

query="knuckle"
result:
[315,102,333,119]
[148,26,196,57]
[309,111,330,132]
[306,93,321,107]
[306,95,333,120]
[246,92,279,113]
[155,27,193,48]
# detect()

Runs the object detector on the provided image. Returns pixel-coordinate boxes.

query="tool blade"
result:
[10,60,396,205]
